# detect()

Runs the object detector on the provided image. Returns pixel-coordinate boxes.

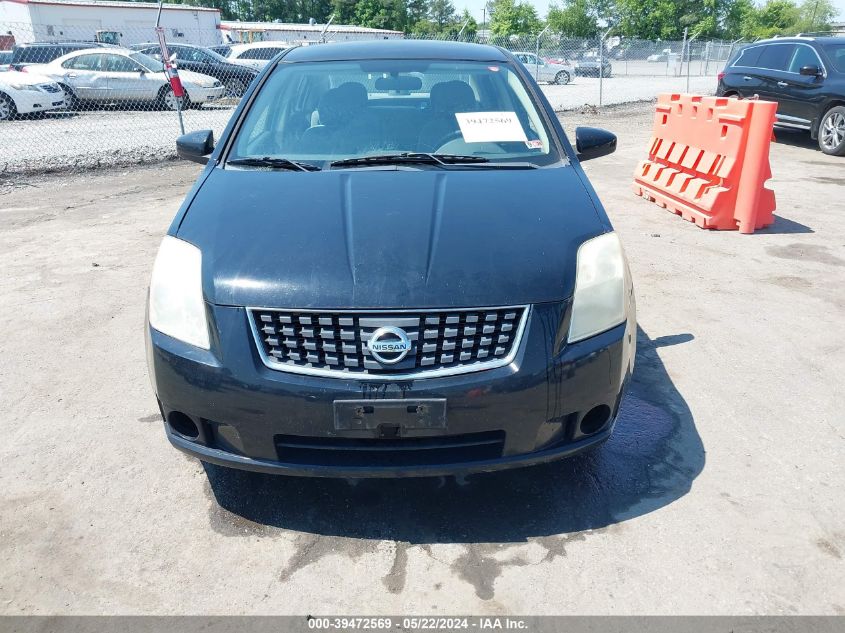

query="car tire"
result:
[157,85,189,111]
[818,106,845,156]
[554,71,570,85]
[224,77,247,98]
[0,92,16,121]
[58,83,79,110]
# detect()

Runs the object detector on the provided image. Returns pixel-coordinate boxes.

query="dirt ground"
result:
[0,102,843,615]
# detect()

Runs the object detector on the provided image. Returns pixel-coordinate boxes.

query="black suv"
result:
[717,36,845,156]
[9,41,114,71]
[131,42,258,97]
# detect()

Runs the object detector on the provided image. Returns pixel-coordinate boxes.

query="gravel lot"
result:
[1,102,843,615]
[0,74,717,175]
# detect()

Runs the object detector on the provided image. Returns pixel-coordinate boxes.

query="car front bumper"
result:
[146,301,636,478]
[188,85,226,103]
[9,88,64,114]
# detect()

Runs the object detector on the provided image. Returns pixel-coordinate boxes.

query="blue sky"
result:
[456,0,845,24]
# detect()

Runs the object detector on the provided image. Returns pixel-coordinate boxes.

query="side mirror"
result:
[575,126,616,161]
[176,129,214,165]
[799,65,822,77]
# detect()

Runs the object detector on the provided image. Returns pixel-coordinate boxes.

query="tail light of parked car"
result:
[717,71,725,82]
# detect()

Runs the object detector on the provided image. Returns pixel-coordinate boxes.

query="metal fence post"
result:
[598,33,603,107]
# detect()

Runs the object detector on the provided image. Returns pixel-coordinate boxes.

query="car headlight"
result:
[148,236,210,349]
[9,83,40,91]
[212,80,221,87]
[568,232,628,343]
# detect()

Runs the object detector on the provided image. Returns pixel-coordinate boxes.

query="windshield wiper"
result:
[330,153,490,168]
[227,157,321,172]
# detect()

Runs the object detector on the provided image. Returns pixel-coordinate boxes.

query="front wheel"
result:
[554,71,570,85]
[58,83,79,110]
[819,106,845,156]
[157,86,189,111]
[223,77,247,98]
[0,93,16,121]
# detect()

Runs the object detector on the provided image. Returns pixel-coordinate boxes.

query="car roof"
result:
[16,41,108,47]
[750,36,844,45]
[283,40,509,63]
[53,47,133,61]
[231,41,289,48]
[134,41,205,48]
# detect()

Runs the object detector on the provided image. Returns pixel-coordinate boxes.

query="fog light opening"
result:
[167,411,199,439]
[580,405,612,435]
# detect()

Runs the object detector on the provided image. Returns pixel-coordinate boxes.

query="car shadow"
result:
[773,127,818,151]
[203,325,704,543]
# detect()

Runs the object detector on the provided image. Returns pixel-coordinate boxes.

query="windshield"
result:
[130,52,164,72]
[824,43,845,73]
[228,59,560,167]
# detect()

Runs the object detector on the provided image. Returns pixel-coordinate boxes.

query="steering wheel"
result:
[432,130,465,152]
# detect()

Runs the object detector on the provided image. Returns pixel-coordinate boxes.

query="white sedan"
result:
[222,42,290,70]
[0,70,65,120]
[34,48,225,110]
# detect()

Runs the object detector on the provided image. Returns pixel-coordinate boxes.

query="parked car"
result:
[717,36,845,156]
[0,50,11,71]
[647,48,676,63]
[209,45,232,57]
[35,48,224,110]
[131,42,258,97]
[146,40,634,479]
[513,51,573,84]
[223,42,291,70]
[0,70,65,120]
[575,52,612,77]
[8,41,115,71]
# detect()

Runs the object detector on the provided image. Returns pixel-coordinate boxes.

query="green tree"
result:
[795,0,838,32]
[546,0,598,37]
[489,0,543,37]
[750,0,801,38]
[724,0,757,38]
[407,0,431,25]
[353,0,407,30]
[429,0,456,28]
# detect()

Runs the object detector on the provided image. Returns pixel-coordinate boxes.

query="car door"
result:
[725,44,766,97]
[101,53,148,102]
[776,44,828,124]
[61,53,109,100]
[522,54,547,81]
[753,43,796,110]
[170,45,204,75]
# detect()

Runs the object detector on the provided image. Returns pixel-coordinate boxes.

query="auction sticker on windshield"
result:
[455,112,528,143]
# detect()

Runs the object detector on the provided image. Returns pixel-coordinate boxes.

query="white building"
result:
[0,0,222,47]
[220,20,404,45]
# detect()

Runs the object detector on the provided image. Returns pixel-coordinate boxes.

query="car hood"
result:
[0,69,52,86]
[177,166,605,309]
[229,58,265,70]
[177,69,219,87]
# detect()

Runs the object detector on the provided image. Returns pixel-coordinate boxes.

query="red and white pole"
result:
[155,2,185,135]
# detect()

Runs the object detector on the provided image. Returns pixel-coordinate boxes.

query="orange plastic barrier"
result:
[633,93,777,234]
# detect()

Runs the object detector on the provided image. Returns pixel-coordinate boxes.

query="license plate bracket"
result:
[333,399,447,433]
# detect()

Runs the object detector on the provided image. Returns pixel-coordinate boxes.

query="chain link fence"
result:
[0,21,734,174]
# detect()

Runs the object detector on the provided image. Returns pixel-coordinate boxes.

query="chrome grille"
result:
[249,306,529,379]
[38,84,61,93]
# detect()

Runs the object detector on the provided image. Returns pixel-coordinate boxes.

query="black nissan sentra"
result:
[146,40,636,478]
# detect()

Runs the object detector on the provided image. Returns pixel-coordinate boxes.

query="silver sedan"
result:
[513,52,574,85]
[34,48,225,110]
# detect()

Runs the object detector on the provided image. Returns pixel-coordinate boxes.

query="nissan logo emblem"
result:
[368,326,412,364]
